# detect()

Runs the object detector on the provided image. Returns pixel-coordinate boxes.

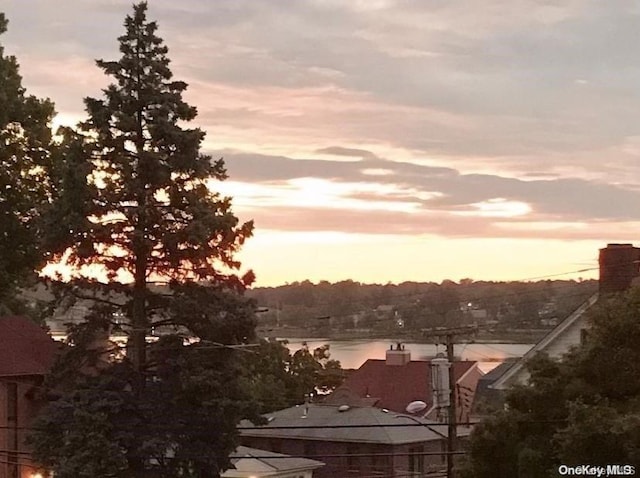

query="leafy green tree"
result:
[29,3,256,477]
[430,280,463,326]
[461,288,640,478]
[555,402,640,466]
[244,340,345,413]
[291,343,345,398]
[0,13,54,313]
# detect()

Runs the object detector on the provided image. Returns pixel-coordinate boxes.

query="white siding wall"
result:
[543,315,587,359]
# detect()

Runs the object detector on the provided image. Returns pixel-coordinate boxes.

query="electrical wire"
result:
[32,260,607,328]
[0,447,467,459]
[256,258,613,308]
[266,285,596,325]
[0,457,41,470]
[479,343,525,357]
[2,262,627,477]
[34,262,607,352]
[0,417,569,433]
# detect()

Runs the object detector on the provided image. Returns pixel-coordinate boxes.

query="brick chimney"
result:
[599,243,640,294]
[386,343,411,366]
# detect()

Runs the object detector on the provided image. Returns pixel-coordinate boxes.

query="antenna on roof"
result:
[302,393,310,418]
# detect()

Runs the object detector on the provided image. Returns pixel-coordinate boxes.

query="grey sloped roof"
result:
[240,404,456,445]
[490,292,598,390]
[229,446,324,473]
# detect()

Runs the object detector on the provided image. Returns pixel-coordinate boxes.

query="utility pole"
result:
[422,325,477,478]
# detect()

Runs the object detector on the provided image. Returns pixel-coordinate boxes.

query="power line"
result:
[269,280,599,326]
[29,256,636,339]
[0,418,569,433]
[253,261,605,306]
[37,262,606,352]
[0,446,466,459]
[38,261,603,324]
[230,451,466,458]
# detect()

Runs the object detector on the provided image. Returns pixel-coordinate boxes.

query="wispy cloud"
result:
[3,0,640,283]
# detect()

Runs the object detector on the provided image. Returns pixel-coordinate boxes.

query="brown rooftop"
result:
[0,316,58,377]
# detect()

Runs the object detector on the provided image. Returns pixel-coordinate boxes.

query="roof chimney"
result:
[386,343,411,366]
[599,243,640,294]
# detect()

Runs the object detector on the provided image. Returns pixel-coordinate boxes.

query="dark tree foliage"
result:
[29,4,257,477]
[249,279,598,334]
[243,340,345,414]
[0,13,54,313]
[461,288,640,478]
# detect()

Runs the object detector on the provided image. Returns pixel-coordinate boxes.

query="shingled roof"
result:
[223,446,324,477]
[0,316,58,377]
[239,403,459,445]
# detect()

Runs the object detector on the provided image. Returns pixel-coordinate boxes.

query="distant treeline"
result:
[247,279,598,334]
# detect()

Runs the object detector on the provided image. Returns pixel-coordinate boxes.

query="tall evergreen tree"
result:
[30,3,257,477]
[0,13,54,312]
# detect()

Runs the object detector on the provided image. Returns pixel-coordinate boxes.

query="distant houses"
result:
[244,240,640,474]
[6,243,638,476]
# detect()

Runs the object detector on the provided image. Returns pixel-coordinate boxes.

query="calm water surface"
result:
[50,333,531,373]
[283,339,533,372]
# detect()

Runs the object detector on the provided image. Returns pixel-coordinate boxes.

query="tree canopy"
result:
[28,3,257,477]
[0,12,54,313]
[244,340,345,413]
[461,288,640,478]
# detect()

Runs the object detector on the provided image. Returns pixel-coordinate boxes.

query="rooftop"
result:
[0,316,58,377]
[240,403,470,445]
[223,446,324,477]
[326,359,476,414]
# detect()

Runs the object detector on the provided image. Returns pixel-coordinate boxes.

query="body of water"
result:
[283,338,533,372]
[50,333,532,373]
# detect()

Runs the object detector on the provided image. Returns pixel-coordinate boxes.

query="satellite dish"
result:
[405,400,428,414]
[338,404,351,412]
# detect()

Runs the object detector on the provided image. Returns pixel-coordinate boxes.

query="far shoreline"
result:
[264,329,546,345]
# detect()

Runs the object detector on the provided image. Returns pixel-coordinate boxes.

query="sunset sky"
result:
[3,0,640,286]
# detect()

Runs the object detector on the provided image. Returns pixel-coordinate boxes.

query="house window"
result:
[409,445,424,475]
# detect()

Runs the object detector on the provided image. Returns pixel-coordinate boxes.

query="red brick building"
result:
[0,316,58,478]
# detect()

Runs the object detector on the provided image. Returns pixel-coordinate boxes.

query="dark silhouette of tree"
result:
[29,4,256,477]
[0,13,54,313]
[243,340,345,413]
